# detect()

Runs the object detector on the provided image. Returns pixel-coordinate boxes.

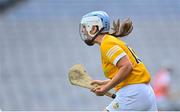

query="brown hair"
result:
[110,18,133,38]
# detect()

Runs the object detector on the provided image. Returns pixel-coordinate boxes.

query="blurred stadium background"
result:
[0,0,180,111]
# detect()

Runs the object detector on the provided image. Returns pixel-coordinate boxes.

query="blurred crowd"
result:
[152,65,180,110]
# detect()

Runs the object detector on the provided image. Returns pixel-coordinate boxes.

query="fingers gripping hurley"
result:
[68,64,116,99]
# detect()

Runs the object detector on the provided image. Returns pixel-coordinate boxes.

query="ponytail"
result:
[109,18,133,38]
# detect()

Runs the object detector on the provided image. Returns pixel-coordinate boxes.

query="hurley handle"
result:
[105,92,116,99]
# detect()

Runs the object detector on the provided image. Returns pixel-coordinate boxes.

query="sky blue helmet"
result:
[82,11,110,33]
[80,11,110,46]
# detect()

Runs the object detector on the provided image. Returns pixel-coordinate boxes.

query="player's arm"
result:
[93,44,133,96]
[91,79,110,86]
[93,55,133,96]
[104,55,133,91]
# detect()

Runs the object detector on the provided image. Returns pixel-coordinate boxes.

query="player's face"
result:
[81,25,88,35]
[79,24,93,41]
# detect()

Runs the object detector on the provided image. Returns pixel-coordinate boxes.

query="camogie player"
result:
[79,11,157,111]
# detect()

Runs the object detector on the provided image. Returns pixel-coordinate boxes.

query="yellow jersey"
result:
[100,34,151,91]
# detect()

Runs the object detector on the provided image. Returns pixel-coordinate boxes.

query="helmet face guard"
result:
[79,23,104,46]
[79,24,94,46]
[79,24,91,41]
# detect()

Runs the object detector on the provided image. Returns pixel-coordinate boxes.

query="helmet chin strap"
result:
[84,28,104,46]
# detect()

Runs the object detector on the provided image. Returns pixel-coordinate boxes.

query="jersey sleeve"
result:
[103,44,126,66]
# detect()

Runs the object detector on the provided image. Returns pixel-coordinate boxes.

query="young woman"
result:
[79,11,157,111]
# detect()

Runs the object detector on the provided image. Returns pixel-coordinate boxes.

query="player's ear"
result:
[90,25,99,35]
